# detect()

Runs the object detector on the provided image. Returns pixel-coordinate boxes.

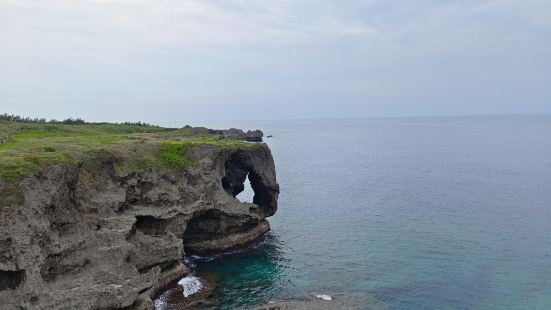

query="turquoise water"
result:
[170,116,551,309]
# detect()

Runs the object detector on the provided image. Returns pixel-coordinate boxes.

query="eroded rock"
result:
[221,128,264,142]
[182,126,264,142]
[0,143,279,309]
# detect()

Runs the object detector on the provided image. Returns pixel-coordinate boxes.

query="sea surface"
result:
[157,115,551,309]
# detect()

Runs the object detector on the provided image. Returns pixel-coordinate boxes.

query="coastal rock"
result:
[182,126,264,142]
[184,218,270,254]
[154,271,219,309]
[257,294,388,310]
[0,143,279,309]
[221,128,264,142]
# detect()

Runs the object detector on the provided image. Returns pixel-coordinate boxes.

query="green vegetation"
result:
[158,142,193,169]
[0,118,255,182]
[0,113,153,127]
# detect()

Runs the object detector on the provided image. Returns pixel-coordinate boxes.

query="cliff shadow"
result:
[221,151,277,217]
[0,270,25,291]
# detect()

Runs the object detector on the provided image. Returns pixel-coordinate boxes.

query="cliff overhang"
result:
[0,122,279,309]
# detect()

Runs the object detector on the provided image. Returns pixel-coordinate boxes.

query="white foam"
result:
[183,256,198,268]
[154,292,169,310]
[315,294,332,301]
[178,275,203,297]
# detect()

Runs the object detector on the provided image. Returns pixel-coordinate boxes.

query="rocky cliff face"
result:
[0,144,279,309]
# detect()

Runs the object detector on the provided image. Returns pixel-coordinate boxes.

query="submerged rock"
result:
[257,293,388,310]
[154,271,219,310]
[178,274,202,297]
[0,143,278,309]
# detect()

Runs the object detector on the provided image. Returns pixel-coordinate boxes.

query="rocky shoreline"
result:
[256,294,388,310]
[0,127,279,309]
[154,270,219,310]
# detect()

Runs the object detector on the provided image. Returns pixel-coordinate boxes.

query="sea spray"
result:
[153,295,168,310]
[178,275,203,297]
[315,294,332,301]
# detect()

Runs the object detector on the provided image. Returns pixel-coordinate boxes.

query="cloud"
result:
[0,0,550,121]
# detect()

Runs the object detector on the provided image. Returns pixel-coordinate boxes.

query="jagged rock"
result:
[221,128,264,142]
[184,218,271,254]
[0,143,279,309]
[182,126,264,142]
[154,271,219,309]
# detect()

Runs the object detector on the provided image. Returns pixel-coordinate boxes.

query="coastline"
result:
[0,121,279,310]
[256,294,388,310]
[153,228,273,309]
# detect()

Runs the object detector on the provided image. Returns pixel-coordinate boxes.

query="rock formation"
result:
[182,126,264,142]
[0,143,279,309]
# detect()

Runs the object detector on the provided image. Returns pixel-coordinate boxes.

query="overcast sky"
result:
[0,0,550,122]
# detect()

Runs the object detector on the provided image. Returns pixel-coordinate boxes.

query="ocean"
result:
[157,115,551,309]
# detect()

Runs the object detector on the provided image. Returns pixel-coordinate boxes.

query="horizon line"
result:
[152,112,551,125]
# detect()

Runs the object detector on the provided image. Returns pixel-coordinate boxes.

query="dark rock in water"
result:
[0,143,279,309]
[184,218,270,255]
[257,293,388,310]
[154,271,219,310]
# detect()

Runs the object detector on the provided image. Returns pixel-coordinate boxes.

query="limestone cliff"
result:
[0,143,279,309]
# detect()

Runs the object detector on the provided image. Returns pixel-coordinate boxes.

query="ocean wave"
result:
[178,275,203,297]
[154,295,167,310]
[315,294,332,301]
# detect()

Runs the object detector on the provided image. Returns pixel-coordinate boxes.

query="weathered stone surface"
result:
[221,128,264,142]
[0,143,279,309]
[184,219,270,254]
[182,126,264,142]
[154,271,219,309]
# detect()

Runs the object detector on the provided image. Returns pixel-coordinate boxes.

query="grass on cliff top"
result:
[0,120,255,182]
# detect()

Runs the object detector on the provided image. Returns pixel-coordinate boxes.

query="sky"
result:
[0,0,550,123]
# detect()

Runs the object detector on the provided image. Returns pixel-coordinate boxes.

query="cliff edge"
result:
[0,121,279,309]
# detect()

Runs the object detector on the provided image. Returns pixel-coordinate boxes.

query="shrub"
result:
[0,134,12,144]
